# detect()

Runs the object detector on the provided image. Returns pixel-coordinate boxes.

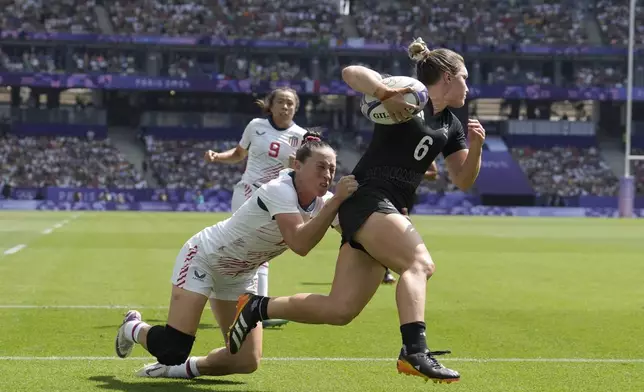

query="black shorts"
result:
[338,186,401,253]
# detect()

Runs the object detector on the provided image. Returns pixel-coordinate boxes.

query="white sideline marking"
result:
[0,356,642,363]
[42,216,76,235]
[0,305,166,309]
[4,215,81,255]
[3,244,26,255]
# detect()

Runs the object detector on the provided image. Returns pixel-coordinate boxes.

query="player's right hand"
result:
[204,150,218,163]
[335,175,358,201]
[378,87,419,123]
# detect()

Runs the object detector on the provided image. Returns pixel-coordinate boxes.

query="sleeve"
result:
[321,192,340,228]
[441,117,468,158]
[239,119,256,150]
[260,182,300,217]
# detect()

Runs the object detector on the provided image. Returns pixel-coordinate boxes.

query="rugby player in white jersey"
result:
[204,87,306,328]
[115,135,358,379]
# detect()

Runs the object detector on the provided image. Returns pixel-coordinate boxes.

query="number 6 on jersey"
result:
[414,135,433,161]
[268,142,281,157]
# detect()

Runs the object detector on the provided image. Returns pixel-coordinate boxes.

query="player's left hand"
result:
[335,175,359,201]
[467,119,486,147]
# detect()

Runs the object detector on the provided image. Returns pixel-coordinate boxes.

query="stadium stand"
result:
[0,0,99,33]
[0,0,642,215]
[511,146,620,197]
[0,135,146,189]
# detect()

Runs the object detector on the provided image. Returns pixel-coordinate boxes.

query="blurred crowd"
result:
[0,0,98,33]
[0,0,640,47]
[511,146,619,197]
[0,135,147,189]
[143,138,243,190]
[2,132,642,203]
[0,0,640,87]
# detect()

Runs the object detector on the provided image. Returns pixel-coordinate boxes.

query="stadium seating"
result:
[0,0,99,33]
[107,0,343,40]
[0,135,146,188]
[144,138,244,190]
[351,0,588,46]
[511,146,619,197]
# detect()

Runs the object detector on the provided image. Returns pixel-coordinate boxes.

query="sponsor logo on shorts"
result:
[193,268,206,281]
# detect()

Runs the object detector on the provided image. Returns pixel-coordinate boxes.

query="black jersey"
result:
[351,105,467,210]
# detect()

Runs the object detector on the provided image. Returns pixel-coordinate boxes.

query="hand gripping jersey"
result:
[197,169,339,277]
[351,106,468,210]
[238,117,308,189]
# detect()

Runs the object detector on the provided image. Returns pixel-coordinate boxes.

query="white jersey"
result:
[197,169,339,277]
[238,118,308,188]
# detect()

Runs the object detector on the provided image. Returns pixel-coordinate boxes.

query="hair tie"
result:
[410,48,430,62]
[305,136,321,142]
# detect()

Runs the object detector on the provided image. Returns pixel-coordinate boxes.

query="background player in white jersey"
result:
[114,136,358,380]
[204,87,307,328]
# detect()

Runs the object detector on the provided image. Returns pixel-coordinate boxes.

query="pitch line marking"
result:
[3,244,26,255]
[0,305,167,309]
[0,356,642,363]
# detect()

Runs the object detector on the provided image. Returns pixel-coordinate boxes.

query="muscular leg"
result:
[265,244,384,325]
[354,212,433,328]
[352,212,459,383]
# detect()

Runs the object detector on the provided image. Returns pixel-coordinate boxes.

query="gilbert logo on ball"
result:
[360,76,428,125]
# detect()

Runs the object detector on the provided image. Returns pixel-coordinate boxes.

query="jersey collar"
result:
[268,115,291,131]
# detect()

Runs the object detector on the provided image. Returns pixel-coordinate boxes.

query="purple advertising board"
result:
[475,151,534,195]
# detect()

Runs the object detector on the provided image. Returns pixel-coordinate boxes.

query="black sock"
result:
[400,322,428,354]
[256,296,270,321]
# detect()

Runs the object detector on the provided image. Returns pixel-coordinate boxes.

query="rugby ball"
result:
[360,75,428,125]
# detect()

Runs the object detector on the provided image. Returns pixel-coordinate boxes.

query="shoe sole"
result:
[114,325,133,359]
[396,359,460,384]
[227,293,253,354]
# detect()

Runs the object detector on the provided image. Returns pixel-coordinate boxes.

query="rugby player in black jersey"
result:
[227,37,485,384]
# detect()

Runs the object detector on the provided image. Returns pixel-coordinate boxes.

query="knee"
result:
[234,356,261,374]
[407,253,435,279]
[147,324,195,366]
[327,302,361,326]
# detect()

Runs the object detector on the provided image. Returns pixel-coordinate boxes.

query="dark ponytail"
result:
[295,128,333,162]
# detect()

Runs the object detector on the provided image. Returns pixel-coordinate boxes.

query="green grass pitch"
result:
[0,211,643,392]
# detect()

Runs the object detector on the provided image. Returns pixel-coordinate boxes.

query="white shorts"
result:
[170,237,258,301]
[231,182,254,212]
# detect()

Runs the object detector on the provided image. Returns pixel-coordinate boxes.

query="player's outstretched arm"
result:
[204,145,248,164]
[274,176,357,256]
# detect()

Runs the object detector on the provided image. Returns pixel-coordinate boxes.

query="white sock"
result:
[167,356,202,379]
[257,263,269,297]
[123,320,149,344]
